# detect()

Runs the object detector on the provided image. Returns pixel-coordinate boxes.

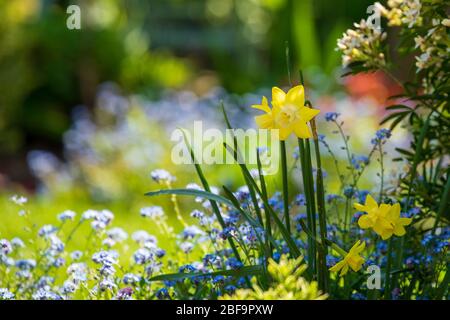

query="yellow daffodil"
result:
[386,203,412,237]
[329,240,366,276]
[354,195,412,240]
[252,85,320,140]
[353,193,378,213]
[252,96,276,130]
[355,195,394,239]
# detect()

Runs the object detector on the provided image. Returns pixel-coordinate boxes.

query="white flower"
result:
[61,280,78,294]
[15,259,36,270]
[123,273,140,285]
[140,206,164,218]
[106,227,128,242]
[11,237,25,248]
[102,238,116,248]
[131,230,152,244]
[133,248,152,264]
[91,220,106,231]
[67,263,88,283]
[10,195,27,205]
[0,288,14,300]
[47,235,65,255]
[38,225,58,238]
[182,225,205,239]
[150,169,175,183]
[32,287,62,300]
[249,168,260,179]
[18,209,27,217]
[143,240,158,250]
[92,250,118,266]
[58,210,76,221]
[0,239,12,255]
[99,278,117,291]
[97,209,114,224]
[88,209,114,231]
[179,241,194,254]
[70,251,83,260]
[336,18,386,68]
[82,209,98,220]
[186,183,202,190]
[416,51,431,70]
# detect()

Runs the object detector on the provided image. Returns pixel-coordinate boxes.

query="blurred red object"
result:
[343,71,403,106]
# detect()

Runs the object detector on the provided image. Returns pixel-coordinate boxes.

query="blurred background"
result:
[0,0,415,245]
[0,0,406,197]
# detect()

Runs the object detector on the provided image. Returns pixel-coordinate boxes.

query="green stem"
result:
[65,219,85,247]
[305,140,317,238]
[343,198,350,236]
[432,168,450,233]
[298,138,316,277]
[378,142,384,203]
[384,238,394,300]
[333,119,356,185]
[257,151,273,253]
[311,118,329,292]
[280,141,291,234]
[166,181,187,227]
[181,129,248,281]
[328,241,348,257]
[392,113,432,290]
[224,142,301,258]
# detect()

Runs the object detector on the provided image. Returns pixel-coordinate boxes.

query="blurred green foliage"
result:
[0,0,375,166]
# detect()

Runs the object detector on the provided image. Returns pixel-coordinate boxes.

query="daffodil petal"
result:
[255,114,273,129]
[329,260,346,273]
[379,204,391,217]
[399,217,412,226]
[293,121,311,139]
[393,225,406,236]
[358,214,373,229]
[380,229,393,240]
[340,264,349,276]
[372,220,391,240]
[300,106,320,122]
[386,203,401,221]
[349,240,361,253]
[349,240,365,255]
[365,194,378,209]
[356,241,366,253]
[279,126,293,140]
[349,256,364,272]
[286,85,305,107]
[251,96,271,113]
[272,87,286,106]
[354,203,366,212]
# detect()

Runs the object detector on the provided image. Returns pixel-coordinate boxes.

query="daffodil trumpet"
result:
[252,85,320,141]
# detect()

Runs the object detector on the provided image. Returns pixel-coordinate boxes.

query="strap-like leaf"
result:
[149,265,264,282]
[146,188,234,208]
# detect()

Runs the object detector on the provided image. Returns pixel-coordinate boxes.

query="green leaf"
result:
[149,265,264,282]
[223,142,301,258]
[222,185,279,252]
[434,268,449,300]
[145,188,234,208]
[380,111,410,126]
[385,104,413,111]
